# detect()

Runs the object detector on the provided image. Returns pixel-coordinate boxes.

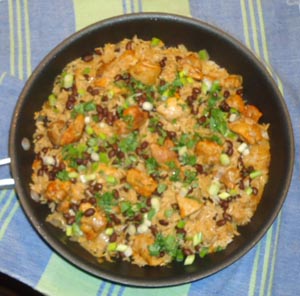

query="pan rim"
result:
[9,12,295,287]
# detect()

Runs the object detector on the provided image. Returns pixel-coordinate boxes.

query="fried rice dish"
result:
[30,37,271,266]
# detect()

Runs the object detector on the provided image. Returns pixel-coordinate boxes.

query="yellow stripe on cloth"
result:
[142,0,191,16]
[36,254,101,296]
[72,0,123,31]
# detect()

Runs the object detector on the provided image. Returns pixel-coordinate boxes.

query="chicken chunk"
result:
[126,168,157,197]
[176,195,202,218]
[47,114,85,146]
[156,97,188,121]
[150,139,178,165]
[115,105,148,134]
[132,233,168,266]
[229,118,263,144]
[195,140,223,165]
[45,180,71,202]
[129,59,161,85]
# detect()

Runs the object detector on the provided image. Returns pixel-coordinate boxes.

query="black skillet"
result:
[6,13,294,287]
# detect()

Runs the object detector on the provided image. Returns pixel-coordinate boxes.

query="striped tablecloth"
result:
[0,1,299,295]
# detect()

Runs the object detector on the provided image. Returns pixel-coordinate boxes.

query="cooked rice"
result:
[30,37,270,266]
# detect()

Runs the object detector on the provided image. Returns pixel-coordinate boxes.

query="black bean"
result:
[198,115,207,124]
[219,101,230,112]
[192,87,201,95]
[219,200,229,210]
[182,248,193,256]
[93,183,103,191]
[223,213,232,222]
[66,216,76,225]
[239,180,245,190]
[223,90,230,98]
[108,150,116,158]
[126,41,133,50]
[171,203,179,210]
[114,74,123,82]
[195,164,204,174]
[84,208,95,217]
[216,219,227,226]
[109,232,117,242]
[112,189,120,199]
[110,213,121,225]
[149,225,158,236]
[117,151,125,159]
[159,57,167,68]
[89,197,97,205]
[252,187,258,195]
[167,131,176,139]
[82,54,94,62]
[140,141,149,149]
[225,140,234,156]
[236,89,243,96]
[159,219,169,226]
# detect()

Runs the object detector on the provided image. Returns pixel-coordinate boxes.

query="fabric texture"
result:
[0,1,299,295]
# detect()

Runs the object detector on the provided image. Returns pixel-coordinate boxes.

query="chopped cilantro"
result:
[146,157,159,175]
[56,170,70,181]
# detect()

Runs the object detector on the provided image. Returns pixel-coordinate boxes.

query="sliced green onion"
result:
[193,232,203,246]
[106,175,117,185]
[220,153,230,166]
[250,170,262,179]
[48,94,57,107]
[99,152,109,164]
[116,244,128,252]
[209,180,220,196]
[85,125,94,135]
[177,220,186,229]
[245,187,253,195]
[198,49,209,61]
[66,225,72,236]
[151,37,161,46]
[107,242,117,252]
[199,247,209,258]
[68,171,79,179]
[218,191,230,200]
[184,254,195,265]
[105,228,114,236]
[63,73,74,89]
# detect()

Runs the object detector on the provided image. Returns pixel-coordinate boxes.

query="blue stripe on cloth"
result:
[0,191,52,288]
[28,0,75,70]
[0,2,10,76]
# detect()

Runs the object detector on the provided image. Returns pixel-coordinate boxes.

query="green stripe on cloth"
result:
[142,0,190,16]
[36,254,101,296]
[72,0,123,31]
[240,1,285,295]
[122,284,190,296]
[0,201,19,240]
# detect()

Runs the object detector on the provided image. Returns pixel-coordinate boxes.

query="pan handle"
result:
[0,157,15,189]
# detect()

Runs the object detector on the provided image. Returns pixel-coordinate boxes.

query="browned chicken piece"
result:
[156,97,189,121]
[220,167,240,189]
[47,114,85,146]
[242,104,262,122]
[45,180,71,202]
[115,105,148,134]
[80,208,107,240]
[176,195,202,218]
[228,118,263,144]
[195,140,223,165]
[243,140,270,170]
[95,50,137,88]
[178,53,203,80]
[132,233,168,266]
[221,74,243,89]
[126,168,158,197]
[225,94,245,113]
[150,139,178,165]
[129,59,161,85]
